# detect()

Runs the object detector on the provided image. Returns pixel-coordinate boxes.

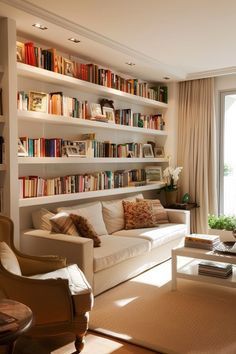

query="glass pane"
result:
[223,94,236,215]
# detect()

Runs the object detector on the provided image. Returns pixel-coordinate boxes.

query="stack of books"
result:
[198,261,233,278]
[184,234,220,250]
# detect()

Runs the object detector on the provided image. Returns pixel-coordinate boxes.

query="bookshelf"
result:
[18,157,169,164]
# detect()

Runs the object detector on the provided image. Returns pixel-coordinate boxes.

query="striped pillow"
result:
[50,212,79,236]
[137,198,169,224]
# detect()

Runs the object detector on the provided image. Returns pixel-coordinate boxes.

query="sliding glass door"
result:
[220,92,236,215]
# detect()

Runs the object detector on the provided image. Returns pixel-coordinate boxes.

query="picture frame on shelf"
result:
[16,41,25,63]
[102,107,115,123]
[154,147,165,158]
[62,141,87,157]
[63,58,75,77]
[29,91,48,113]
[18,139,28,157]
[143,144,154,158]
[89,103,108,122]
[145,166,163,184]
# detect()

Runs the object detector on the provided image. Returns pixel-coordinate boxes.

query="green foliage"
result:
[224,164,233,176]
[208,214,236,231]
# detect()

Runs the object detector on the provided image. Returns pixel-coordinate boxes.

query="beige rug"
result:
[89,260,236,354]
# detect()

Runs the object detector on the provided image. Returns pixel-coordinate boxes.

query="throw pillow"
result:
[0,242,22,276]
[102,193,144,234]
[50,212,79,236]
[58,202,108,236]
[137,198,169,224]
[122,200,157,230]
[32,208,55,231]
[70,214,101,247]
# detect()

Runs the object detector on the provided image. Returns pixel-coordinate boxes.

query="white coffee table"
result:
[171,246,236,290]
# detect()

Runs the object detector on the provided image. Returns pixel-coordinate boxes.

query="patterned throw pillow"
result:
[122,200,157,230]
[50,212,79,236]
[137,198,169,224]
[70,214,101,247]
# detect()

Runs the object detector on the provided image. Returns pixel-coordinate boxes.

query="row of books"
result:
[184,234,220,250]
[17,91,88,119]
[0,136,5,164]
[16,41,168,103]
[115,109,165,130]
[19,136,148,158]
[18,169,147,198]
[198,261,232,279]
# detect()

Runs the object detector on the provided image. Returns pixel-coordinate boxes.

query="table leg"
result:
[172,251,177,291]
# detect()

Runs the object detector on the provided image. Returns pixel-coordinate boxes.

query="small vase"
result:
[165,189,178,207]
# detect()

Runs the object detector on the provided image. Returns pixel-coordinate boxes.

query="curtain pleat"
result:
[178,78,217,233]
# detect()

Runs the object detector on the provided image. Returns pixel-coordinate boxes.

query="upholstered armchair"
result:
[0,215,93,353]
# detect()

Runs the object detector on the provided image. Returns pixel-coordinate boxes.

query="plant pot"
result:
[165,189,178,207]
[208,228,236,242]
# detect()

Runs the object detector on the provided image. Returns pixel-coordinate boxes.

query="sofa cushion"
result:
[58,202,108,236]
[123,200,157,230]
[137,198,169,224]
[102,193,144,234]
[57,201,99,213]
[0,242,22,276]
[50,212,79,236]
[32,208,55,231]
[93,235,150,272]
[112,224,187,249]
[70,214,101,247]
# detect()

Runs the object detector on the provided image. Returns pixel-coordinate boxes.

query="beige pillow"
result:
[102,194,144,234]
[0,242,21,276]
[70,214,101,247]
[137,198,169,224]
[50,212,79,236]
[32,208,55,231]
[58,202,108,236]
[122,200,157,230]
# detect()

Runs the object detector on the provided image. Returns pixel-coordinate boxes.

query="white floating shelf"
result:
[0,116,5,123]
[0,164,6,171]
[18,157,169,164]
[17,111,167,136]
[19,182,165,207]
[17,63,168,109]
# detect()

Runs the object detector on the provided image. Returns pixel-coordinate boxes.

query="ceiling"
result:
[1,0,236,83]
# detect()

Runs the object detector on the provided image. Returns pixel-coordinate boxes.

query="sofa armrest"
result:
[165,209,190,234]
[20,229,94,286]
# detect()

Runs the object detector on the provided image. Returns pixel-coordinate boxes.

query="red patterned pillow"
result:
[70,214,101,247]
[137,198,169,224]
[122,200,157,230]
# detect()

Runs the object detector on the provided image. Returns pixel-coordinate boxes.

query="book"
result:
[185,234,220,250]
[198,261,233,278]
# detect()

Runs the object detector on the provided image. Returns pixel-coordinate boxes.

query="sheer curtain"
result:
[178,78,217,233]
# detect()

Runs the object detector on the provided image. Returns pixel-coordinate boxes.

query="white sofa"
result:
[20,197,190,296]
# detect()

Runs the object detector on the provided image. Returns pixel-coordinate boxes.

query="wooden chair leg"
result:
[74,335,85,353]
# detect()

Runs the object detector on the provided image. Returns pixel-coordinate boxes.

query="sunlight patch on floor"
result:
[114,296,138,307]
[93,329,132,341]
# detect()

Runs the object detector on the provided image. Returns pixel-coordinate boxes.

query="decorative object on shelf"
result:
[102,107,115,123]
[145,166,162,184]
[163,166,183,206]
[18,138,28,157]
[89,103,107,121]
[100,99,114,110]
[16,41,25,63]
[154,146,165,158]
[62,141,87,157]
[29,91,48,113]
[143,144,154,158]
[62,58,74,77]
[182,192,190,203]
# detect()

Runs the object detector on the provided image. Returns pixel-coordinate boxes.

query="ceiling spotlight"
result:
[163,77,170,80]
[125,62,136,66]
[32,23,48,30]
[68,38,81,43]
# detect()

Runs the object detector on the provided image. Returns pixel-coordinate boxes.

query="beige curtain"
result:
[178,78,217,233]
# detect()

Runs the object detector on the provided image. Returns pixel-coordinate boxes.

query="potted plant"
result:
[208,214,236,241]
[163,166,183,206]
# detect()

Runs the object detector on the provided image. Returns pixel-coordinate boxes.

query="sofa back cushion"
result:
[122,200,157,230]
[32,208,55,231]
[70,214,101,247]
[137,198,169,224]
[102,194,144,234]
[0,242,22,275]
[58,202,108,236]
[50,212,79,236]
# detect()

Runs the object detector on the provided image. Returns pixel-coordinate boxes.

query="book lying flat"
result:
[185,234,220,244]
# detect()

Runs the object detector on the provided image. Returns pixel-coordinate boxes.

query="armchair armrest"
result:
[165,209,190,234]
[21,229,94,286]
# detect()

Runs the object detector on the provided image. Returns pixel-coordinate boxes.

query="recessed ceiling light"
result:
[125,62,136,66]
[32,23,48,30]
[68,38,81,43]
[163,77,170,80]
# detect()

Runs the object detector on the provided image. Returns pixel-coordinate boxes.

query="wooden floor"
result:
[14,331,157,354]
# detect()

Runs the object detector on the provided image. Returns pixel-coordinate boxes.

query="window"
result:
[220,91,236,215]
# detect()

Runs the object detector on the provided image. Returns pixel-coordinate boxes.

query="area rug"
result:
[89,260,236,354]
